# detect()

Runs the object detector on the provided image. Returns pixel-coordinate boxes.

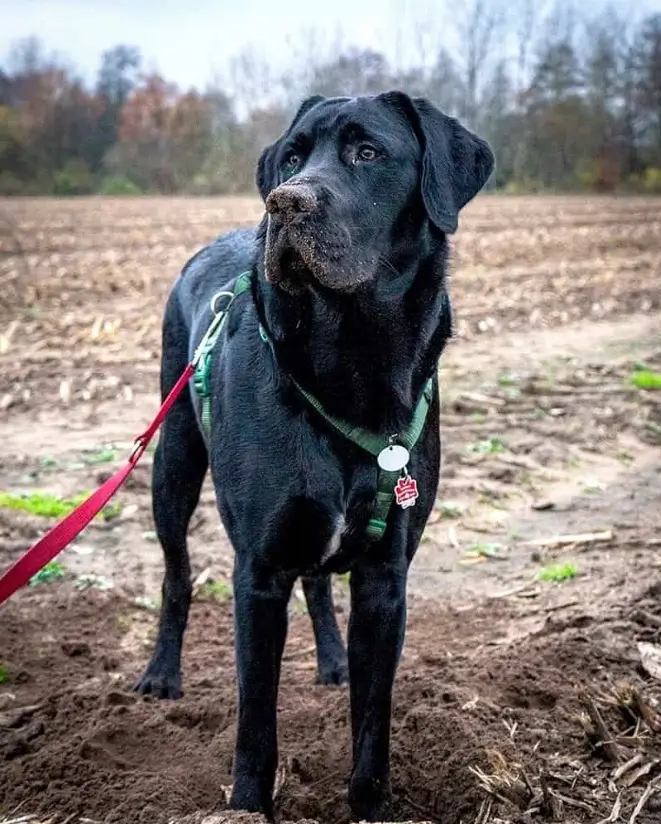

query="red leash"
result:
[0,363,194,607]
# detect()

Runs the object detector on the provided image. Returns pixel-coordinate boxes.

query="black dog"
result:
[136,91,494,821]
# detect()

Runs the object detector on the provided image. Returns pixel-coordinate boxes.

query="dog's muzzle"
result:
[266,183,318,225]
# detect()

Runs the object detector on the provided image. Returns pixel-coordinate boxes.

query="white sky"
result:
[1,0,660,92]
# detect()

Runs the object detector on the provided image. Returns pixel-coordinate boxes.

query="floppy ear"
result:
[256,94,326,201]
[381,92,494,234]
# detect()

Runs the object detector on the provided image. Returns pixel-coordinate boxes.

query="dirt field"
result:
[1,194,660,824]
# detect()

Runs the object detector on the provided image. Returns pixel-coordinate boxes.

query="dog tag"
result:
[377,444,410,472]
[394,474,419,509]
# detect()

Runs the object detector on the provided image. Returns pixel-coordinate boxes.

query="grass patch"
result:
[616,450,635,464]
[74,574,114,591]
[200,579,232,603]
[629,369,661,390]
[536,562,579,583]
[0,490,88,518]
[0,490,122,521]
[467,436,506,455]
[337,571,351,586]
[467,542,505,559]
[101,501,123,520]
[0,663,9,685]
[134,595,160,611]
[83,447,117,465]
[436,500,463,518]
[497,372,518,387]
[478,490,509,508]
[29,561,66,586]
[293,598,308,615]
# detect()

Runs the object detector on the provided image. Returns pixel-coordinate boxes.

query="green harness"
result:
[192,271,434,542]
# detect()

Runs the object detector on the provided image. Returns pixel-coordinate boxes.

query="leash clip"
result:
[129,436,146,462]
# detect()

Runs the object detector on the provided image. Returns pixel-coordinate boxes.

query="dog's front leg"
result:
[346,553,407,821]
[229,556,295,820]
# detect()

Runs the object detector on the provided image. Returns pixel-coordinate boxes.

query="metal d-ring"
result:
[209,289,235,316]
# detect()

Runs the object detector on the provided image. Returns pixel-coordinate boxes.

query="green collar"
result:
[193,271,435,542]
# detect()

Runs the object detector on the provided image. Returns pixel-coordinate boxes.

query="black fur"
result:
[136,91,494,821]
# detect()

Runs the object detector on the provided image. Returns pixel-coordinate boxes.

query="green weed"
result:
[83,447,116,465]
[536,562,579,583]
[134,595,160,611]
[0,663,9,685]
[293,598,308,615]
[497,372,518,387]
[101,501,123,521]
[437,500,463,518]
[629,370,661,390]
[29,561,66,586]
[0,490,87,518]
[467,543,505,559]
[467,437,506,455]
[0,490,122,521]
[74,574,114,591]
[200,579,233,603]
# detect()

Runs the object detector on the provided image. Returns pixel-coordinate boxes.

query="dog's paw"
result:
[133,668,183,700]
[316,658,349,686]
[348,775,392,822]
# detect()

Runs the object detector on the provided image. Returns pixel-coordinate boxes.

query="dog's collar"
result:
[194,270,435,542]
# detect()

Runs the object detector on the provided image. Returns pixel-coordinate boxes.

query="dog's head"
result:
[256,91,494,295]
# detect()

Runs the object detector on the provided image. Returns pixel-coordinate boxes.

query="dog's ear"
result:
[380,92,494,234]
[256,95,326,201]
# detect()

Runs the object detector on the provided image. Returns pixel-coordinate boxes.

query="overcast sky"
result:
[2,0,661,92]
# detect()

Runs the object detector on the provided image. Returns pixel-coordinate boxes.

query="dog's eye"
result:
[284,151,300,168]
[357,145,379,162]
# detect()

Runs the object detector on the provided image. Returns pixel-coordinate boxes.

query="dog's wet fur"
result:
[136,91,494,821]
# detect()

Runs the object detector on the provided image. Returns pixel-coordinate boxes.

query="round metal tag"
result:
[377,444,410,472]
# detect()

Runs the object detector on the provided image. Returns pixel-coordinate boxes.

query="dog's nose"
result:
[266,184,317,223]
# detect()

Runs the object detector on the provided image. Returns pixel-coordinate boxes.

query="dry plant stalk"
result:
[469,750,533,810]
[579,694,622,763]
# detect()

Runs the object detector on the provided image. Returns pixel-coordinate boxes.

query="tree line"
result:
[1,1,661,196]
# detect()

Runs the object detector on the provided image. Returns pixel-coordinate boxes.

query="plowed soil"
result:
[1,194,661,824]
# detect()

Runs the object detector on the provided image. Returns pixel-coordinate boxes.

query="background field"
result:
[1,193,661,824]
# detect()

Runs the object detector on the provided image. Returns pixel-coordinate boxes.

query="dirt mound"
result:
[2,582,661,824]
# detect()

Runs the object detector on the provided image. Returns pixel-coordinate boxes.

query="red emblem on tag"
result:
[394,474,419,509]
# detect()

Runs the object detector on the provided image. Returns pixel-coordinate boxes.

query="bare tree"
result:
[452,0,507,129]
[224,46,281,120]
[512,0,551,94]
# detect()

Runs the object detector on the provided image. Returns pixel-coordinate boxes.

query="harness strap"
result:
[290,372,434,540]
[193,272,252,434]
[193,270,434,542]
